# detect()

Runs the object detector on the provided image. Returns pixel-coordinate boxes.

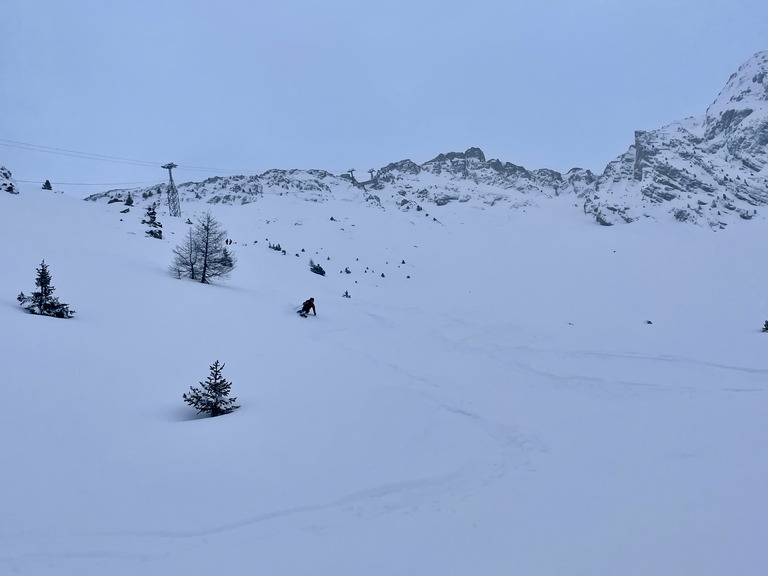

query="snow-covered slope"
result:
[1,174,767,575]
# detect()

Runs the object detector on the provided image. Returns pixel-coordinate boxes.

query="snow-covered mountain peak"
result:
[584,51,768,228]
[706,50,768,121]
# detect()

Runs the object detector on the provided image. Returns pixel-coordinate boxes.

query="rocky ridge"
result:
[81,51,768,229]
[585,51,768,228]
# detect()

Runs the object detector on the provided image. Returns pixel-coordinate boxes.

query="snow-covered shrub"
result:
[309,259,326,276]
[142,204,163,239]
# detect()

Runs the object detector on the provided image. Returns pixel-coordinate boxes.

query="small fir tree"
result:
[42,179,53,190]
[124,192,134,206]
[183,361,240,417]
[142,204,163,239]
[17,260,75,318]
[762,320,768,333]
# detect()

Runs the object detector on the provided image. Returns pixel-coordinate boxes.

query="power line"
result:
[0,138,260,175]
[0,139,159,168]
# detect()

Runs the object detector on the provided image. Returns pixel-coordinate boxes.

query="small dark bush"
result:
[309,259,326,276]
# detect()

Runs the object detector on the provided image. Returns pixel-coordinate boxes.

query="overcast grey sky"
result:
[1,0,766,194]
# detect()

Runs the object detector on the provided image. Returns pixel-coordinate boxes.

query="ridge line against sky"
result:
[1,0,766,196]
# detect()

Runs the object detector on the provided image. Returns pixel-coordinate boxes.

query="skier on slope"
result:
[299,297,316,317]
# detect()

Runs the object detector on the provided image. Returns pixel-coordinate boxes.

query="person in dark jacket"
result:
[300,297,316,316]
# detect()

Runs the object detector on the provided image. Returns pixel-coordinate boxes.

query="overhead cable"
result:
[0,138,259,175]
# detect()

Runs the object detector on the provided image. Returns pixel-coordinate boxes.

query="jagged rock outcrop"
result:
[86,173,264,207]
[1,166,18,195]
[585,51,768,228]
[86,147,597,214]
[369,147,596,212]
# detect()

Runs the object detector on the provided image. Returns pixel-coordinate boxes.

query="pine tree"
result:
[183,360,240,417]
[124,192,134,206]
[17,260,75,318]
[170,212,236,283]
[42,179,53,190]
[142,204,163,239]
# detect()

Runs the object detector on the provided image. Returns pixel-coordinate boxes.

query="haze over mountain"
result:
[12,50,751,232]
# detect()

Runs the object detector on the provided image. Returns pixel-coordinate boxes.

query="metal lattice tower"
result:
[162,162,181,217]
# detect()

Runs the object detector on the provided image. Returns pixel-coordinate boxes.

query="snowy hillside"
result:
[1,174,767,575]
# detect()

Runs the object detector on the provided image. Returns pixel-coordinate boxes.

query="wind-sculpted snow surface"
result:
[1,183,766,575]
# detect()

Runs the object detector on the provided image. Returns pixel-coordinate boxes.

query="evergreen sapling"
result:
[17,260,75,318]
[183,360,240,417]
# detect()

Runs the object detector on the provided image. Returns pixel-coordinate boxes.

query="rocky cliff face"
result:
[367,147,596,211]
[84,52,768,229]
[585,51,768,229]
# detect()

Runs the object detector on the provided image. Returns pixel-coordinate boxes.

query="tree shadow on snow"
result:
[167,406,212,423]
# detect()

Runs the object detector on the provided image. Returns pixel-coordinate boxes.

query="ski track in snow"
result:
[546,348,768,376]
[455,340,768,395]
[0,465,477,571]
